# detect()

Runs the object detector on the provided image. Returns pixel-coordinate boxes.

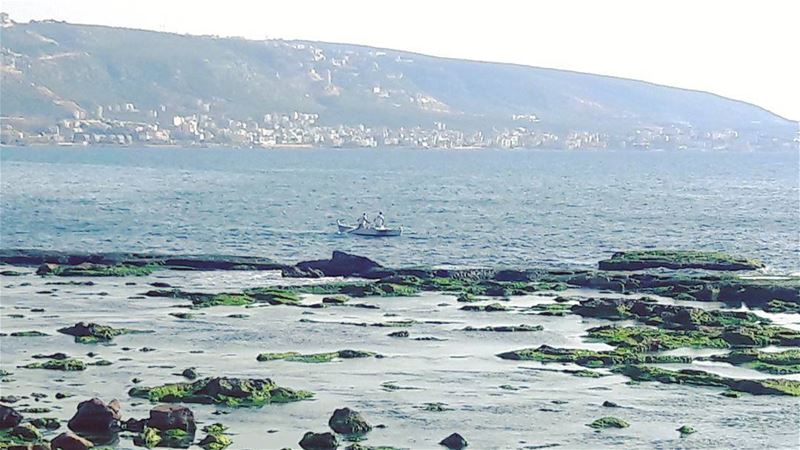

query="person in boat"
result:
[374,211,385,229]
[356,212,371,229]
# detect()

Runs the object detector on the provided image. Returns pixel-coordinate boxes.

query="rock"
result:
[150,282,171,288]
[677,425,696,435]
[121,418,146,432]
[282,265,325,278]
[129,377,313,406]
[11,423,43,440]
[36,263,60,275]
[328,407,371,435]
[296,251,383,277]
[588,416,630,429]
[67,398,121,433]
[50,432,94,450]
[602,401,620,408]
[147,404,196,432]
[387,331,409,338]
[598,250,764,271]
[439,432,468,449]
[299,431,339,450]
[181,368,199,379]
[1,404,23,429]
[198,432,232,449]
[29,417,61,430]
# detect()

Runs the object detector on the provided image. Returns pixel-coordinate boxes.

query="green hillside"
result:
[0,19,795,136]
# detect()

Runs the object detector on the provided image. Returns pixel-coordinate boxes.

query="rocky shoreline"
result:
[1,248,798,449]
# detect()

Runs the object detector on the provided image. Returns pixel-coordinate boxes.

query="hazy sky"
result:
[4,0,799,120]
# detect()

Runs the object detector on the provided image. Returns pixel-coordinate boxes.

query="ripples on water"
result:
[1,147,798,271]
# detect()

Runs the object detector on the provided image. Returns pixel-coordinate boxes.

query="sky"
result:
[3,0,799,121]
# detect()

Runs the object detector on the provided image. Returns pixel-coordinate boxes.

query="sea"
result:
[1,146,797,272]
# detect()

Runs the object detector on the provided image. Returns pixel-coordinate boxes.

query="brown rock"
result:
[67,398,120,433]
[147,404,196,432]
[51,431,94,450]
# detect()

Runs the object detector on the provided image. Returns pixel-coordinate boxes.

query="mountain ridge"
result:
[1,17,796,148]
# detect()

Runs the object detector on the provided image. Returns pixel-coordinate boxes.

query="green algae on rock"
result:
[572,297,767,329]
[256,350,378,363]
[459,302,508,312]
[677,425,697,435]
[497,345,691,367]
[128,377,313,406]
[586,325,729,351]
[461,324,542,332]
[7,331,49,337]
[38,262,160,277]
[614,365,800,396]
[703,349,800,374]
[598,250,764,271]
[588,416,630,429]
[57,322,152,344]
[21,358,86,371]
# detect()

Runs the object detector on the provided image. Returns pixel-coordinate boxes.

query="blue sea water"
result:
[1,146,798,271]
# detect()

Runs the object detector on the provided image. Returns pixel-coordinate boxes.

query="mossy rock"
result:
[128,377,313,406]
[588,416,629,429]
[22,358,86,371]
[58,321,152,344]
[598,250,763,271]
[42,263,160,277]
[257,350,377,363]
[615,365,800,396]
[8,331,49,337]
[497,344,691,367]
[706,349,800,374]
[460,303,508,312]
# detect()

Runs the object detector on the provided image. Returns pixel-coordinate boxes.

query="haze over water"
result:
[1,147,798,272]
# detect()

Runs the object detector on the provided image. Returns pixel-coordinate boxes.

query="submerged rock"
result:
[677,425,696,435]
[439,432,468,449]
[328,407,371,435]
[256,350,378,363]
[51,431,94,450]
[459,303,507,312]
[57,322,150,344]
[462,324,542,332]
[299,431,339,450]
[67,398,121,434]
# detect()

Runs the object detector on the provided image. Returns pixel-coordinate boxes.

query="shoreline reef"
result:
[1,248,798,449]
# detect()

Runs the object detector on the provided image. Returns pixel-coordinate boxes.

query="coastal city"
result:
[2,106,796,151]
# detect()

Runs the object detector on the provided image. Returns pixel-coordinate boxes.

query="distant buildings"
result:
[0,102,795,151]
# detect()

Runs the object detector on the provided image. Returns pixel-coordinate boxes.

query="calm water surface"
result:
[1,147,798,271]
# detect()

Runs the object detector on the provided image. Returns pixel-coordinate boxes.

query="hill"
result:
[0,18,796,146]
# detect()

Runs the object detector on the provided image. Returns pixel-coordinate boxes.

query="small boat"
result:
[337,219,402,237]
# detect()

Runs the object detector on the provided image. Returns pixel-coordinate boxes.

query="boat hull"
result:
[337,220,402,237]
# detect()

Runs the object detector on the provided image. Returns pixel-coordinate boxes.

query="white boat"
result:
[337,219,402,237]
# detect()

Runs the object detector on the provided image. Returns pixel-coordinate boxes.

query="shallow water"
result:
[1,268,799,449]
[1,147,798,272]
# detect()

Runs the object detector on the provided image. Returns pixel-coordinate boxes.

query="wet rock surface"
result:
[328,407,371,435]
[66,398,121,434]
